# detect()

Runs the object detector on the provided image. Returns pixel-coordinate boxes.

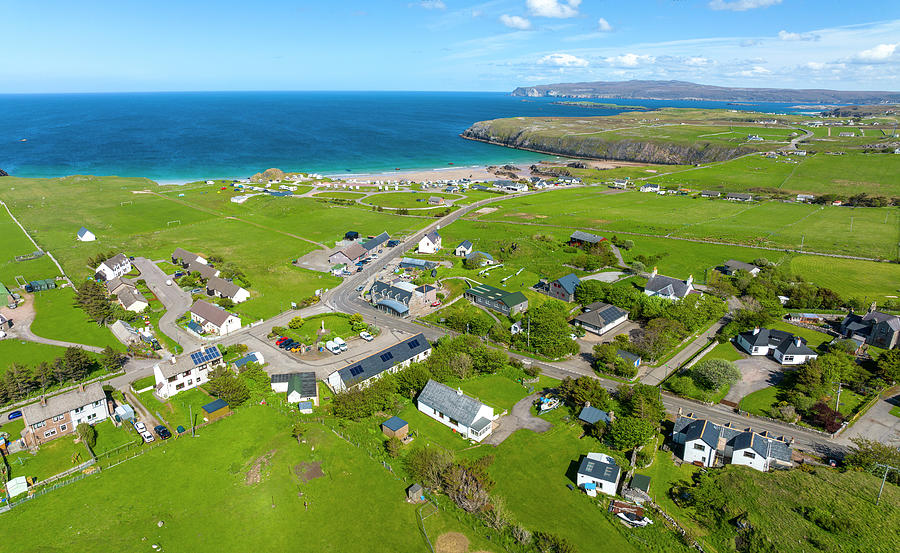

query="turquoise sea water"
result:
[0,91,805,181]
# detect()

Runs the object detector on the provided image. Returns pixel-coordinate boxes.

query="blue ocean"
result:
[0,91,806,181]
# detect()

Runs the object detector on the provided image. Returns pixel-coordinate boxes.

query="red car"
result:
[276,336,289,345]
[431,301,442,307]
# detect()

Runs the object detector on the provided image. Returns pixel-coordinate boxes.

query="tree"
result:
[348,313,367,332]
[586,420,607,440]
[207,367,250,406]
[462,253,486,269]
[575,280,609,305]
[73,279,115,325]
[99,346,127,372]
[76,422,97,449]
[533,531,577,553]
[288,316,305,329]
[63,347,96,381]
[558,377,610,410]
[845,437,900,485]
[33,362,55,390]
[513,302,579,359]
[618,383,665,422]
[4,364,36,401]
[404,447,453,490]
[385,436,402,458]
[691,359,741,391]
[609,416,656,450]
[877,349,900,382]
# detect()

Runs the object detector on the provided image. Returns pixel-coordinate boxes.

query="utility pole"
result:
[190,404,195,438]
[800,234,804,251]
[875,463,898,506]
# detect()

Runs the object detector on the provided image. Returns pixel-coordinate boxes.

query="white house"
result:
[674,414,793,471]
[95,253,131,281]
[20,383,110,447]
[188,300,241,335]
[418,230,442,254]
[76,226,95,242]
[270,372,319,405]
[326,334,431,392]
[575,452,621,497]
[673,417,720,467]
[572,302,628,336]
[639,183,660,193]
[206,276,250,303]
[116,286,149,312]
[644,268,694,300]
[455,240,473,257]
[730,430,793,471]
[416,379,496,442]
[736,328,817,365]
[153,345,224,399]
[772,336,818,365]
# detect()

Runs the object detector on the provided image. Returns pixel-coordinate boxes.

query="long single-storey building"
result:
[416,379,496,442]
[325,334,431,392]
[573,302,628,336]
[464,284,528,316]
[736,327,818,365]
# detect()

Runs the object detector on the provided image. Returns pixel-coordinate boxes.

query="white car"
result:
[141,431,155,443]
[134,421,147,433]
[359,331,374,342]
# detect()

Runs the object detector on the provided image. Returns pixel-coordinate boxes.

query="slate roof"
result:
[457,240,473,250]
[737,328,793,349]
[172,248,196,262]
[731,431,792,462]
[727,192,753,200]
[335,334,430,386]
[569,230,605,244]
[574,303,628,329]
[400,257,437,269]
[862,311,900,331]
[578,453,620,483]
[287,372,318,398]
[22,383,106,423]
[382,416,408,432]
[362,232,390,251]
[555,273,581,295]
[423,230,441,244]
[681,418,732,449]
[99,253,129,271]
[724,260,758,273]
[207,276,243,299]
[417,379,488,427]
[371,280,414,305]
[105,276,135,294]
[700,191,721,197]
[645,274,692,298]
[190,300,236,327]
[186,260,218,279]
[775,336,816,356]
[116,286,148,309]
[578,405,611,425]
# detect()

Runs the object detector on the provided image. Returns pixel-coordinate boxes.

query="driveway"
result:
[0,294,104,353]
[841,389,900,447]
[132,257,199,351]
[484,392,552,446]
[724,355,783,404]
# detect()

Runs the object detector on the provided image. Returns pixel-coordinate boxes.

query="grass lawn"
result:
[0,340,67,376]
[132,375,156,390]
[770,320,831,350]
[137,387,214,430]
[282,313,354,345]
[30,287,122,350]
[154,261,180,275]
[365,191,462,208]
[422,299,498,330]
[789,254,900,300]
[0,205,60,285]
[2,406,490,552]
[739,385,781,416]
[395,401,478,452]
[311,191,366,200]
[453,374,530,413]
[90,419,140,456]
[1,417,25,440]
[5,434,90,482]
[890,404,900,418]
[695,339,746,365]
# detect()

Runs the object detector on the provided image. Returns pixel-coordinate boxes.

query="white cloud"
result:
[527,0,581,19]
[500,14,532,30]
[778,30,819,41]
[684,56,711,66]
[538,53,589,67]
[597,18,612,32]
[736,65,771,76]
[708,0,782,11]
[413,0,446,9]
[604,53,655,67]
[857,43,898,61]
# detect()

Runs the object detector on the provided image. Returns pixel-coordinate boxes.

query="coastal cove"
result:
[0,92,810,181]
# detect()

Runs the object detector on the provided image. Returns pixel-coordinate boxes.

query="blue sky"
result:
[1,0,898,92]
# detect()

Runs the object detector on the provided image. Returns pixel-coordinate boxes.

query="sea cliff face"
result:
[461,120,750,165]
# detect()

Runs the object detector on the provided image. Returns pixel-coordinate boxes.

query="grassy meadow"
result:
[365,191,463,208]
[30,287,122,350]
[0,340,67,375]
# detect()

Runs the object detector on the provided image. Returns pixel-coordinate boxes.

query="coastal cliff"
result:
[461,120,750,165]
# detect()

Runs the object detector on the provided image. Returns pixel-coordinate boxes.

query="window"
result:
[176,383,185,390]
[783,355,794,362]
[44,429,57,438]
[33,421,46,429]
[87,413,97,421]
[73,406,84,414]
[187,379,193,385]
[693,443,705,451]
[743,451,756,459]
[60,424,68,432]
[53,414,65,422]
[93,400,102,406]
[168,376,177,383]
[449,418,459,426]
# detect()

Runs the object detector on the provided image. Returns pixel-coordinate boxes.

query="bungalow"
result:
[361,231,390,251]
[115,286,149,313]
[736,327,818,365]
[644,268,694,300]
[105,276,135,295]
[639,183,660,193]
[270,372,319,405]
[840,304,900,349]
[189,300,241,335]
[418,230,442,254]
[568,230,606,247]
[21,383,110,447]
[673,413,793,471]
[726,192,753,202]
[76,226,95,242]
[465,251,494,266]
[94,253,131,281]
[539,273,580,302]
[455,240,473,257]
[721,260,761,277]
[575,453,621,497]
[206,276,250,304]
[326,333,431,392]
[185,260,219,280]
[700,191,721,198]
[428,196,444,205]
[399,257,437,270]
[329,242,368,267]
[153,345,223,399]
[572,302,628,336]
[464,284,528,316]
[416,379,496,442]
[369,279,430,317]
[172,248,207,266]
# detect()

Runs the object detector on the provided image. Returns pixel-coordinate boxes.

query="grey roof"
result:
[116,286,148,309]
[98,253,129,271]
[271,373,292,384]
[22,383,106,423]
[569,230,605,243]
[574,303,628,329]
[617,349,641,364]
[730,431,792,462]
[775,335,816,356]
[400,257,437,269]
[157,345,223,378]
[577,453,620,483]
[186,260,218,279]
[724,260,758,273]
[287,372,318,398]
[105,276,135,294]
[727,192,753,200]
[336,333,430,386]
[417,379,488,427]
[645,274,691,298]
[423,230,441,244]
[700,190,721,197]
[471,417,491,432]
[371,280,415,305]
[457,240,473,250]
[555,273,581,295]
[382,416,408,432]
[172,248,197,262]
[681,418,734,449]
[631,474,651,493]
[190,300,236,327]
[862,311,900,331]
[465,250,494,261]
[578,405,611,425]
[362,232,390,251]
[738,328,794,349]
[377,298,410,315]
[207,276,243,299]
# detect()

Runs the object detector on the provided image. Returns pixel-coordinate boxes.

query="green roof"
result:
[631,474,651,493]
[466,284,527,308]
[0,282,9,298]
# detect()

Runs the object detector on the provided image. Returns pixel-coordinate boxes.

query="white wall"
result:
[683,439,716,467]
[416,400,494,442]
[70,399,108,427]
[232,288,250,303]
[154,363,214,399]
[575,473,618,496]
[731,448,768,471]
[124,299,149,313]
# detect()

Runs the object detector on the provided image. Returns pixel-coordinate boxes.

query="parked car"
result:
[141,431,155,443]
[134,421,147,433]
[359,331,374,342]
[276,336,289,345]
[334,337,348,351]
[154,425,172,440]
[431,301,442,307]
[356,285,364,292]
[7,410,22,421]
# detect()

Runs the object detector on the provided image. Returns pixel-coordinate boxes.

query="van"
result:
[334,337,348,352]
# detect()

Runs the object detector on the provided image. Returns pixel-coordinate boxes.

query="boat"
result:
[538,396,560,414]
[617,512,653,527]
[19,138,27,142]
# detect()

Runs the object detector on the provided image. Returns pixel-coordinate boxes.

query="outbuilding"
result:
[76,226,96,242]
[201,398,231,422]
[381,416,409,439]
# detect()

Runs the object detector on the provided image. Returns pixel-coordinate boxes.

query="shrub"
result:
[288,316,304,329]
[76,422,97,449]
[691,359,741,391]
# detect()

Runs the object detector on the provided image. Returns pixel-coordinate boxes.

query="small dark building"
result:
[382,416,409,439]
[345,231,360,241]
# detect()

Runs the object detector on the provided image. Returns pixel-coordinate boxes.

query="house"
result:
[700,191,721,198]
[541,273,580,302]
[233,351,264,369]
[76,226,95,242]
[455,240,473,257]
[747,134,764,141]
[464,284,528,316]
[201,398,231,422]
[361,231,390,251]
[840,304,900,349]
[575,452,621,497]
[578,403,612,425]
[400,257,437,271]
[568,230,606,247]
[611,179,629,189]
[105,276,135,295]
[189,300,241,335]
[644,268,694,300]
[153,345,224,399]
[617,349,641,368]
[185,259,219,280]
[110,320,141,345]
[465,251,494,266]
[721,260,761,277]
[726,192,753,202]
[172,248,207,266]
[115,286,149,312]
[796,194,815,203]
[369,279,431,317]
[673,414,793,471]
[428,196,444,205]
[736,327,818,365]
[326,334,431,392]
[672,416,721,467]
[572,302,628,336]
[282,372,318,405]
[328,242,368,267]
[21,383,110,447]
[416,379,496,442]
[494,180,527,192]
[639,183,660,193]
[206,276,250,303]
[471,184,490,191]
[418,230,442,254]
[381,416,409,439]
[94,253,131,281]
[730,430,793,471]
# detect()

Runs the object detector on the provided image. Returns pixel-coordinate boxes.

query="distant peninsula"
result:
[550,101,651,110]
[512,79,900,104]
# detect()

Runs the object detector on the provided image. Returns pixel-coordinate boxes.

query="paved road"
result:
[133,257,199,351]
[0,294,104,353]
[842,388,900,447]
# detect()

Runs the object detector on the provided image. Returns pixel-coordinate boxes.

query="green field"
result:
[2,406,488,552]
[365,191,462,208]
[137,387,215,430]
[311,191,366,199]
[281,313,354,345]
[695,340,746,365]
[90,419,140,455]
[789,255,900,300]
[0,340,67,374]
[30,287,121,350]
[0,205,60,285]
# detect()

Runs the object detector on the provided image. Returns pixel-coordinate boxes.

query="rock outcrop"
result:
[0,168,8,177]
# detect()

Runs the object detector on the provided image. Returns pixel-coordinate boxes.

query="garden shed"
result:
[381,416,409,439]
[201,398,231,422]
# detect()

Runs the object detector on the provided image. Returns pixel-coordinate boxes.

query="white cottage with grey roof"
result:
[576,452,621,496]
[418,230,442,254]
[572,302,628,335]
[153,345,224,399]
[94,253,131,281]
[416,379,496,442]
[644,268,694,300]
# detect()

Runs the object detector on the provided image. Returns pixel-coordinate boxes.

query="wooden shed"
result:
[381,416,409,439]
[201,398,231,422]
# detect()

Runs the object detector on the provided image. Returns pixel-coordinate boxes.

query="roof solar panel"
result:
[380,352,394,362]
[585,461,594,472]
[349,365,364,377]
[407,339,420,349]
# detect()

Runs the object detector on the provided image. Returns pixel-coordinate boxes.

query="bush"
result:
[609,416,656,450]
[76,422,97,449]
[288,316,304,329]
[691,359,741,391]
[385,436,402,458]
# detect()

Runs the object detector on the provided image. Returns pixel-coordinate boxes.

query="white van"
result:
[334,337,348,352]
[325,340,340,354]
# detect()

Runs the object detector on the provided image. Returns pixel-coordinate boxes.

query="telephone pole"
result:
[875,463,898,506]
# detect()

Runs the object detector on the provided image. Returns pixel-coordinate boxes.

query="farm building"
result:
[572,302,628,336]
[153,346,224,399]
[361,232,390,251]
[464,284,528,317]
[568,230,605,247]
[326,334,431,392]
[416,379,496,442]
[399,257,437,270]
[418,230,442,254]
[201,398,231,422]
[381,416,409,439]
[21,383,111,447]
[189,300,241,335]
[644,268,694,300]
[76,226,95,242]
[576,453,621,497]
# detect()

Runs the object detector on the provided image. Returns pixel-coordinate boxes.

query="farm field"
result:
[0,340,67,374]
[2,406,487,552]
[0,204,60,285]
[365,191,463,208]
[789,255,900,300]
[310,191,366,199]
[30,287,122,350]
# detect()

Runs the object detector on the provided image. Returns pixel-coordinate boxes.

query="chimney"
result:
[795,337,802,347]
[753,327,760,335]
[171,356,177,364]
[677,407,682,416]
[584,401,591,409]
[686,274,694,286]
[40,395,46,406]
[651,266,658,278]
[869,301,877,314]
[608,410,615,423]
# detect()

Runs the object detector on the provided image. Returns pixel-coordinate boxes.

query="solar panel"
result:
[407,339,420,349]
[349,365,364,377]
[380,352,394,362]
[585,462,594,472]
